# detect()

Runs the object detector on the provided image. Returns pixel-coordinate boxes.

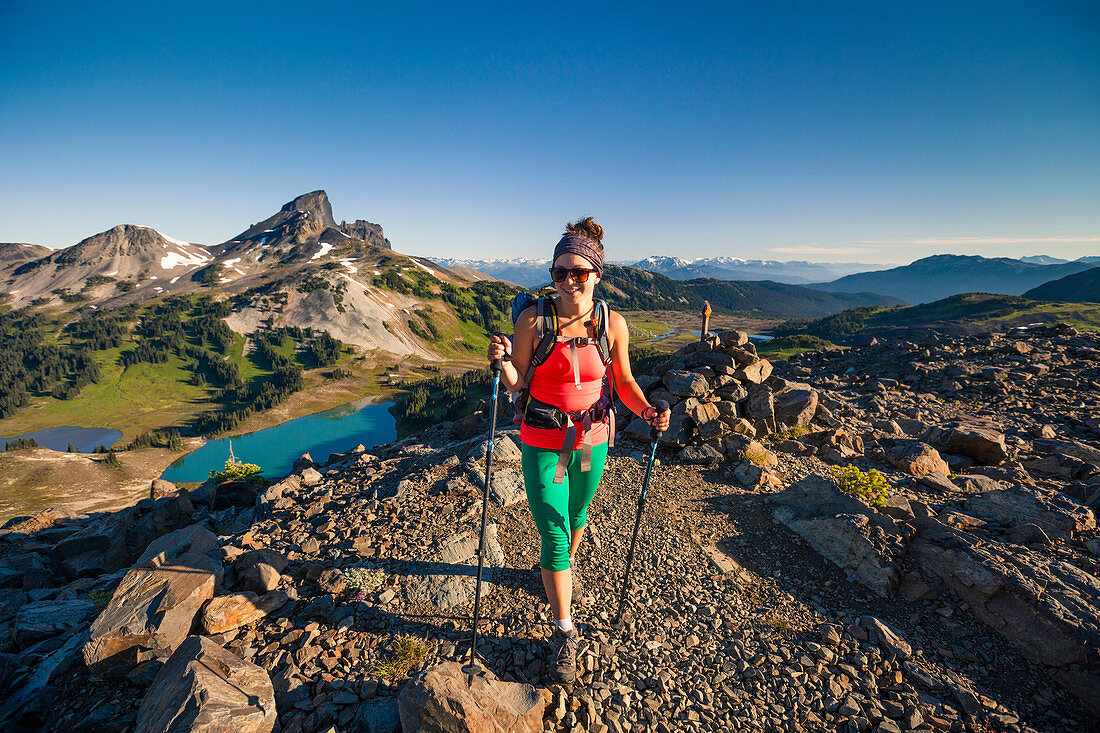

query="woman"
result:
[487,217,670,683]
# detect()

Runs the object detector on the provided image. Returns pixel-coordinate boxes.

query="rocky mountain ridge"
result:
[1,323,1098,731]
[0,192,508,358]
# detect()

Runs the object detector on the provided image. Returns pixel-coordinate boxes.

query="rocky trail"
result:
[1,323,1098,732]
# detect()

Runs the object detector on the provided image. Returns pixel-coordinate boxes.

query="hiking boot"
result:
[550,627,579,684]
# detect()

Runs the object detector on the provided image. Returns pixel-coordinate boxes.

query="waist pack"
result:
[522,389,615,483]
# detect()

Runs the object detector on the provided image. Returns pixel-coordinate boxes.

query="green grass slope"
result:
[776,293,1100,341]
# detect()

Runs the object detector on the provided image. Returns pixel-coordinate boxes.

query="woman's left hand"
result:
[643,405,671,432]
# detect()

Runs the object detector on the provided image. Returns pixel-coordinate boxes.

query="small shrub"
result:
[830,464,890,507]
[210,457,263,484]
[372,635,433,679]
[89,588,114,611]
[0,624,13,653]
[766,425,811,443]
[344,566,385,596]
[767,615,793,635]
[102,451,122,467]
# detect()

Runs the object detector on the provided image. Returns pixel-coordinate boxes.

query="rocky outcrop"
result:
[908,516,1100,713]
[134,635,276,733]
[200,591,288,635]
[83,554,219,672]
[398,662,544,733]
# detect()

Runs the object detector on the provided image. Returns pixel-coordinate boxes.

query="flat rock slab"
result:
[398,661,544,733]
[909,516,1100,714]
[83,554,217,672]
[404,525,506,611]
[965,484,1095,540]
[14,598,96,648]
[134,635,276,733]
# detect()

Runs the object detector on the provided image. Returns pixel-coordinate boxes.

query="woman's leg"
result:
[522,444,573,621]
[565,441,609,566]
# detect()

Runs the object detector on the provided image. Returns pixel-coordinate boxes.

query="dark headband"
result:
[553,233,604,273]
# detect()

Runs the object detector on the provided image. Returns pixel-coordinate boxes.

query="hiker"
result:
[486,217,670,683]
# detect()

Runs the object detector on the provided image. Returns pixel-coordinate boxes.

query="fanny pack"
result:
[522,390,615,483]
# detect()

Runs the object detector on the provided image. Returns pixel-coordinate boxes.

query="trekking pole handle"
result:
[647,399,669,441]
[490,331,512,370]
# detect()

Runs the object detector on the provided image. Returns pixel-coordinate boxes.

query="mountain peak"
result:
[281,190,336,228]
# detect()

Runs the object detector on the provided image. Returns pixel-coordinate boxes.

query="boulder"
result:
[715,381,748,403]
[0,630,88,725]
[149,479,178,500]
[472,434,523,463]
[774,387,818,428]
[0,588,28,625]
[677,444,724,466]
[745,384,775,422]
[398,661,544,733]
[734,359,773,385]
[300,467,323,486]
[718,329,749,347]
[200,591,288,635]
[686,400,720,427]
[235,548,289,575]
[13,598,96,648]
[663,370,710,397]
[83,554,218,673]
[887,443,950,477]
[239,563,281,594]
[353,696,401,733]
[965,485,1095,540]
[207,480,258,510]
[134,635,276,733]
[860,616,912,660]
[134,523,219,569]
[937,424,1010,465]
[469,464,525,507]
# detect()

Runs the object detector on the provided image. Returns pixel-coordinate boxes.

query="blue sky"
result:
[1,1,1097,263]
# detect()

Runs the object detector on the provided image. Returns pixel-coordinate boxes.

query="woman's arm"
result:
[487,305,537,392]
[608,311,670,430]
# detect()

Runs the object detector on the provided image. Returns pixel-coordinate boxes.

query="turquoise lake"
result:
[160,396,397,484]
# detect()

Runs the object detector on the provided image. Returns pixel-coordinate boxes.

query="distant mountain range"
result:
[1019,254,1100,266]
[803,254,1097,304]
[1023,266,1100,304]
[433,256,888,289]
[598,267,904,319]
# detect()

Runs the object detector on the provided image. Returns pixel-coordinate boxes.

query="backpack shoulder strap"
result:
[530,296,558,369]
[593,299,612,365]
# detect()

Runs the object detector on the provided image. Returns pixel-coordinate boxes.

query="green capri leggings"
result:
[522,441,609,572]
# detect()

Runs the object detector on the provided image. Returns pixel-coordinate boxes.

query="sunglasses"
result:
[549,266,598,283]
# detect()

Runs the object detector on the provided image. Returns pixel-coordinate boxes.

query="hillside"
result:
[0,242,52,267]
[775,292,1100,342]
[598,265,905,318]
[1023,266,1100,303]
[807,254,1095,304]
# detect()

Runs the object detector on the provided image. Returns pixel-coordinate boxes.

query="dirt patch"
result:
[0,439,202,522]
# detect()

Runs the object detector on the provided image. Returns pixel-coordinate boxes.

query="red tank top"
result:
[520,340,610,450]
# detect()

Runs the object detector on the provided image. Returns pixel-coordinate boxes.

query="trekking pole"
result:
[465,335,507,686]
[617,400,669,621]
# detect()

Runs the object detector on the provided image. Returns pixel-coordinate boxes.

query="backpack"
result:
[507,292,616,482]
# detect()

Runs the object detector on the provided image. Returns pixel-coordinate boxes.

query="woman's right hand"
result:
[487,333,511,364]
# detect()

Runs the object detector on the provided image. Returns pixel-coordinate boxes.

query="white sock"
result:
[555,617,574,633]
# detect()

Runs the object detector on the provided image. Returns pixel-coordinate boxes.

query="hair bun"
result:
[565,216,604,245]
